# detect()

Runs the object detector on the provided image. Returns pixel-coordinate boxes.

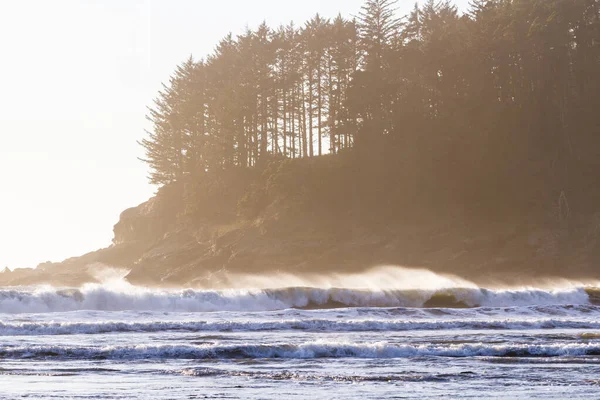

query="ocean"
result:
[1,276,600,399]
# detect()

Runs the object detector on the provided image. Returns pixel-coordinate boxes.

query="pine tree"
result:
[140,57,200,185]
[357,0,403,71]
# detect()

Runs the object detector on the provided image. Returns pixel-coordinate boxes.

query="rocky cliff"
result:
[3,157,600,288]
[2,197,600,287]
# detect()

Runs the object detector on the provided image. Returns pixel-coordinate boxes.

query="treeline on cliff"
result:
[140,0,600,224]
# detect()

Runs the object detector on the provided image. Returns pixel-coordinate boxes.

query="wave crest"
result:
[0,283,596,313]
[2,315,600,336]
[3,341,600,360]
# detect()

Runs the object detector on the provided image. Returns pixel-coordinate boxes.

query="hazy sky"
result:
[0,0,469,269]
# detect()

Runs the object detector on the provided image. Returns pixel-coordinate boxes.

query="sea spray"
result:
[0,285,594,313]
[0,266,597,313]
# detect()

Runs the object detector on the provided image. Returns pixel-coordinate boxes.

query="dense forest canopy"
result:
[140,0,600,222]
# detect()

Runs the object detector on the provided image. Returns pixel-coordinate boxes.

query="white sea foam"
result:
[1,316,600,336]
[2,341,600,360]
[0,285,593,314]
[0,266,597,313]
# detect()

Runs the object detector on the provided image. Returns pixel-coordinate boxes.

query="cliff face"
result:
[0,185,180,287]
[113,185,181,246]
[3,197,600,288]
[2,158,600,287]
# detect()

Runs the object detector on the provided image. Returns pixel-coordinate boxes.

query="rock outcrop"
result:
[2,174,600,287]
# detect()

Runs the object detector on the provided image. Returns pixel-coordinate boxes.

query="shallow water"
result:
[1,285,600,399]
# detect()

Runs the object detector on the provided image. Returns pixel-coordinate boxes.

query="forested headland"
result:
[141,0,600,226]
[3,0,600,286]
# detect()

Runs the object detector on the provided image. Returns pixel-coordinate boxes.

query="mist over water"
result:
[0,266,598,314]
[215,265,479,290]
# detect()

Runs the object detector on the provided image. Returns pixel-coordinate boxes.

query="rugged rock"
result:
[3,180,600,288]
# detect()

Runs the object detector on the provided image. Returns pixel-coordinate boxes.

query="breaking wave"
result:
[0,284,597,314]
[2,341,600,360]
[2,316,600,336]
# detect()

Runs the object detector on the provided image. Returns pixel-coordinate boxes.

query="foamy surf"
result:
[0,285,596,313]
[2,272,600,400]
[2,316,600,336]
[2,341,600,360]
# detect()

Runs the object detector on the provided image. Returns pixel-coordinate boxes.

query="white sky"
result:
[0,0,469,269]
